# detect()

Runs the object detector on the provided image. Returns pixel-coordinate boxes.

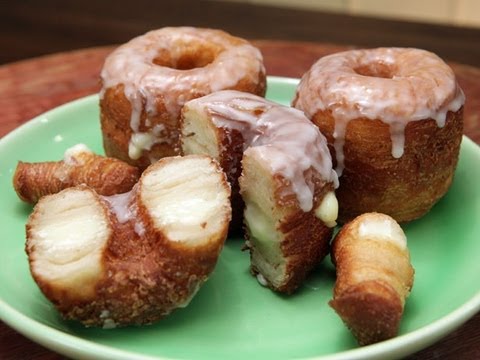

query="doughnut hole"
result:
[354,62,397,79]
[153,41,224,70]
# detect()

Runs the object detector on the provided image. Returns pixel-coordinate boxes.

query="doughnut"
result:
[181,90,339,293]
[100,27,267,169]
[293,47,465,223]
[26,155,231,327]
[329,212,414,345]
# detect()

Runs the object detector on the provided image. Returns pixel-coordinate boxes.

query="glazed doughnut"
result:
[181,90,339,293]
[100,27,266,169]
[293,48,465,223]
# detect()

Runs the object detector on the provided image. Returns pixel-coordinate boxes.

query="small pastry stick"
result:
[13,144,140,203]
[329,212,414,345]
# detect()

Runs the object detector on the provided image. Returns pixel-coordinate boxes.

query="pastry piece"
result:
[100,26,266,169]
[13,144,140,203]
[329,212,414,345]
[26,155,231,327]
[293,47,465,223]
[181,90,339,293]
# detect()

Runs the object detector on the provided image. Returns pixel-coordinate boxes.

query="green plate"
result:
[0,77,479,360]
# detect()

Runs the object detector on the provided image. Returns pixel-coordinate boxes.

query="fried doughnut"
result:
[181,90,339,293]
[26,155,231,327]
[100,27,266,169]
[293,48,465,223]
[330,212,414,345]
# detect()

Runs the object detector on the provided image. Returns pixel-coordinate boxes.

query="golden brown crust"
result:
[310,108,464,223]
[329,281,403,346]
[64,191,228,327]
[15,161,65,203]
[13,151,140,203]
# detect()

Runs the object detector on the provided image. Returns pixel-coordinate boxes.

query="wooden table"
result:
[1,1,479,359]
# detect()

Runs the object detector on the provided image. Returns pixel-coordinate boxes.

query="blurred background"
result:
[2,0,480,65]
[222,0,480,27]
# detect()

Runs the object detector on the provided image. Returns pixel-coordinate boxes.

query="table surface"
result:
[1,1,479,359]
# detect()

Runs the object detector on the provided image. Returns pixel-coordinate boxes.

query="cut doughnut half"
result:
[26,155,231,327]
[241,149,336,293]
[182,91,339,293]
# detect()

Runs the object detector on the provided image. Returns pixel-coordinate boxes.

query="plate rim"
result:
[1,76,479,360]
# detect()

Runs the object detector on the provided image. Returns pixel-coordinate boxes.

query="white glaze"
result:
[99,309,110,318]
[103,191,134,223]
[103,191,147,236]
[184,90,338,212]
[134,220,146,237]
[102,318,117,330]
[128,132,157,160]
[294,47,465,175]
[256,273,268,287]
[177,281,202,308]
[63,143,91,165]
[357,214,407,250]
[54,144,92,182]
[101,27,265,162]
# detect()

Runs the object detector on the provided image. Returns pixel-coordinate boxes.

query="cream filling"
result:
[314,191,338,228]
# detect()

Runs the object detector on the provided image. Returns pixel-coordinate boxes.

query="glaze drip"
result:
[102,191,146,237]
[103,192,134,224]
